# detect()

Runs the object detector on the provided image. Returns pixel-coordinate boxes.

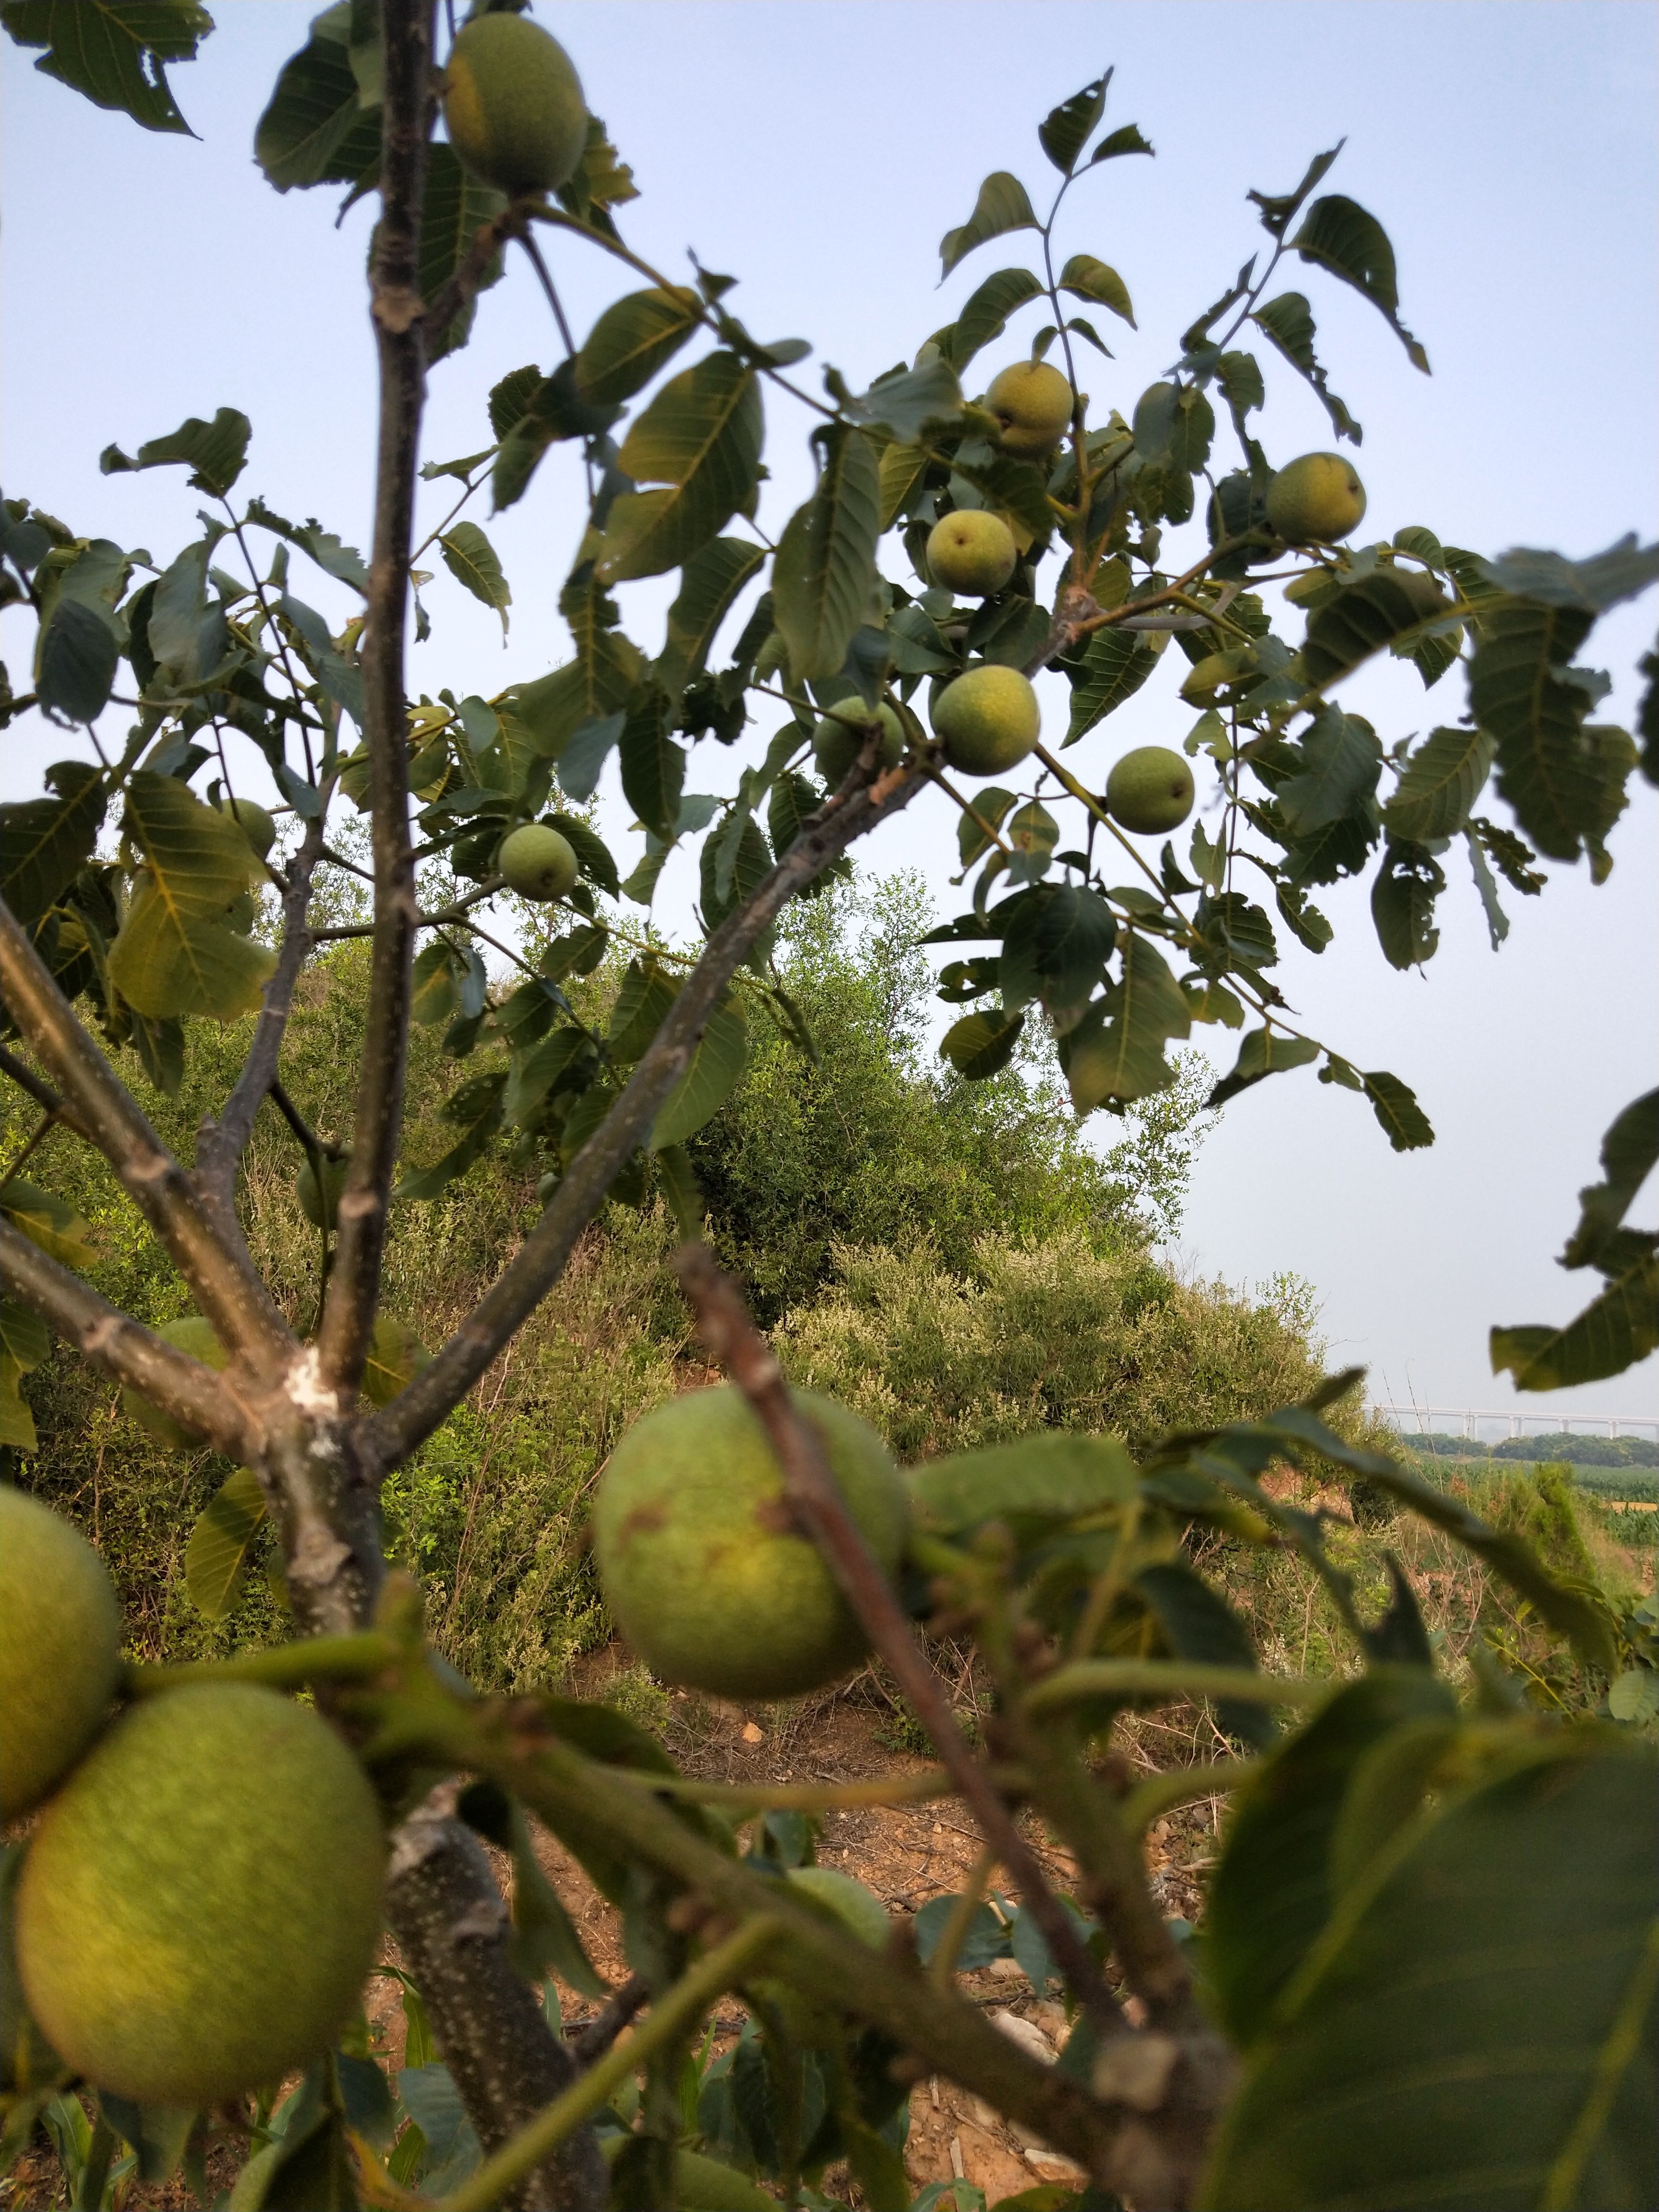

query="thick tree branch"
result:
[387,1795,606,2212]
[672,1246,1128,2044]
[0,1221,258,1458]
[195,822,325,1212]
[0,900,291,1367]
[357,760,927,1475]
[317,0,433,1400]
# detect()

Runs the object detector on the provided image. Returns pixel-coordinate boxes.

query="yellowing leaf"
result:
[184,1467,268,1620]
[108,772,276,1021]
[0,1180,97,1271]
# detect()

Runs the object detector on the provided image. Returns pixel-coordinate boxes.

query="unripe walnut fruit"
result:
[442,13,588,197]
[1106,745,1196,836]
[930,663,1041,777]
[985,361,1074,456]
[926,510,1018,597]
[813,700,905,785]
[499,823,579,902]
[0,1491,121,1822]
[1265,452,1368,544]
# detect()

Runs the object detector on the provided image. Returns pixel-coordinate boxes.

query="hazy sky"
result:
[3,2,1656,1423]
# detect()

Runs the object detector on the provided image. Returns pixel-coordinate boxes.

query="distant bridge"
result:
[1369,1405,1659,1443]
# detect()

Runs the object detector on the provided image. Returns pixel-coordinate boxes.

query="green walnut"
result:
[120,1316,227,1451]
[591,1384,907,1699]
[498,823,579,902]
[1265,452,1368,544]
[0,1490,121,1823]
[813,700,905,785]
[930,663,1041,777]
[442,12,588,197]
[926,510,1018,597]
[217,796,276,860]
[984,361,1074,456]
[16,1684,385,2107]
[1105,746,1196,836]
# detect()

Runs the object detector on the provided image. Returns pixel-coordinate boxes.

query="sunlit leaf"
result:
[0,1180,97,1271]
[0,760,105,923]
[440,522,510,636]
[108,772,276,1021]
[184,1468,267,1620]
[651,998,748,1148]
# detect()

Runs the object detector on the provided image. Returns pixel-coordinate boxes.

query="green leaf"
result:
[1299,570,1443,690]
[1384,724,1495,840]
[1276,706,1382,838]
[1199,1739,1658,2212]
[618,689,684,842]
[907,1431,1137,1534]
[0,1179,97,1271]
[0,1350,36,1449]
[1,0,211,135]
[1062,625,1160,745]
[0,1297,50,1374]
[1370,839,1444,970]
[574,284,701,405]
[439,523,510,636]
[767,769,819,861]
[1290,194,1429,372]
[651,998,748,1147]
[1058,252,1135,327]
[420,143,505,362]
[184,1469,267,1620]
[502,1026,586,1128]
[0,761,106,923]
[395,1072,505,1202]
[1250,293,1360,442]
[99,406,250,496]
[955,785,1013,867]
[1205,1671,1460,2048]
[1470,601,1625,864]
[1208,1027,1320,1107]
[840,359,964,443]
[655,1143,704,1238]
[409,942,460,1028]
[938,171,1040,280]
[1485,533,1659,616]
[242,499,368,594]
[1091,121,1154,163]
[1562,1088,1659,1271]
[939,1007,1024,1079]
[998,884,1117,1023]
[656,537,765,696]
[35,596,119,723]
[491,360,618,513]
[1136,1560,1275,1748]
[1038,73,1109,174]
[599,352,763,582]
[509,570,641,763]
[1492,1241,1659,1393]
[607,956,678,1063]
[1360,1069,1434,1153]
[772,423,881,685]
[254,3,379,191]
[699,811,770,929]
[1063,933,1190,1111]
[108,772,276,1021]
[943,268,1045,373]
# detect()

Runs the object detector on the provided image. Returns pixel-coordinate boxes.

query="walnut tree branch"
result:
[670,1243,1130,2044]
[356,758,928,1475]
[0,899,291,1368]
[316,0,433,1400]
[0,1220,258,1458]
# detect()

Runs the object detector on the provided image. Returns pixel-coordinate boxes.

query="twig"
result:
[270,1081,348,1163]
[568,1974,648,2065]
[438,1921,783,2212]
[0,1220,256,1459]
[670,1243,1128,2042]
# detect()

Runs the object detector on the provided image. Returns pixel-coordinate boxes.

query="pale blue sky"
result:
[3,2,1656,1419]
